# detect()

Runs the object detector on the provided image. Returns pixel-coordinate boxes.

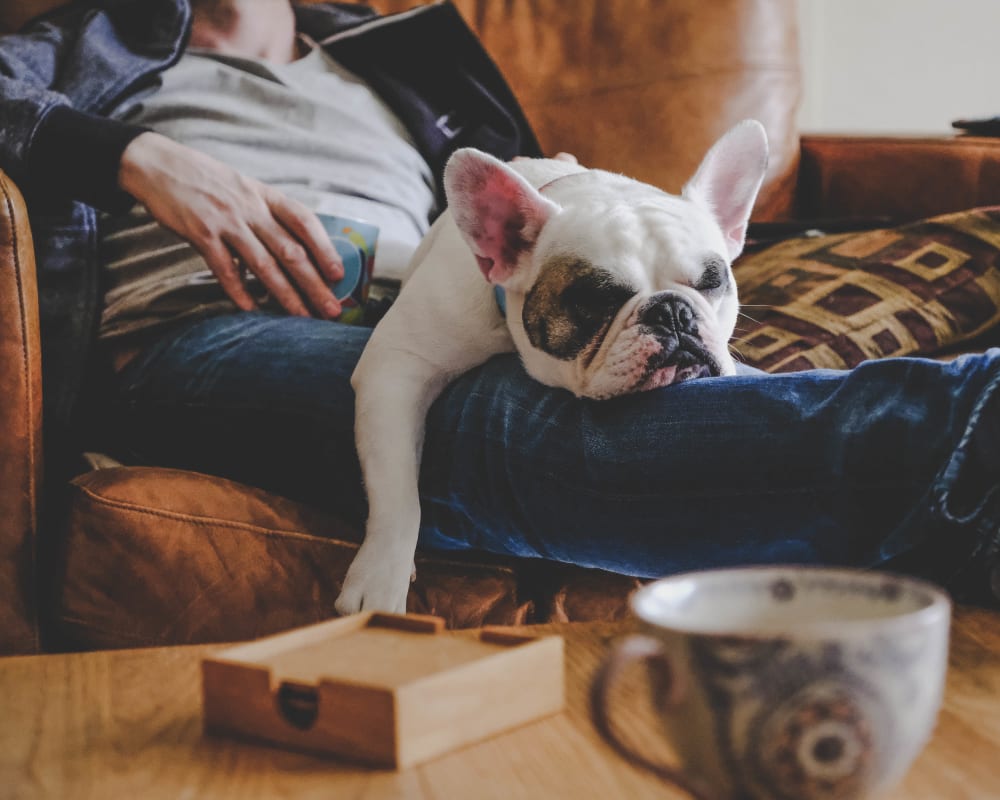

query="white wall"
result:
[797,0,1000,133]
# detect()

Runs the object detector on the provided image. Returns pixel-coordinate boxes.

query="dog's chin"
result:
[572,358,719,400]
[574,328,727,399]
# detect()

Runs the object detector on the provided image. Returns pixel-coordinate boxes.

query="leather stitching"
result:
[73,483,358,545]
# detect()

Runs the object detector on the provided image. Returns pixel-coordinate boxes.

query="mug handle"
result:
[590,634,712,800]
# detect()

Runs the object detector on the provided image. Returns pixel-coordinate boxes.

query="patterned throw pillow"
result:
[732,208,1000,372]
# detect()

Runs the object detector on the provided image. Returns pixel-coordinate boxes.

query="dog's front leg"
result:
[334,213,514,615]
[334,347,450,615]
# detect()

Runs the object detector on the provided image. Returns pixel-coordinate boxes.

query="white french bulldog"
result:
[335,120,769,615]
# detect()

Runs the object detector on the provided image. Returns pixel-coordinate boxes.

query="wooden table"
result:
[2,608,1000,799]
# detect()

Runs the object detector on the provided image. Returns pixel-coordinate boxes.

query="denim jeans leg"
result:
[112,312,1000,600]
[418,348,1000,599]
[112,312,375,530]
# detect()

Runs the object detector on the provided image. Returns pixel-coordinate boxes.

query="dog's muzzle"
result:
[637,293,721,381]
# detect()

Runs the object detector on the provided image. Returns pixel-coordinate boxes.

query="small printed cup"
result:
[591,567,951,800]
[316,214,379,325]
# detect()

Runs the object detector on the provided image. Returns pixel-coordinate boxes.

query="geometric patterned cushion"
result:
[732,207,1000,371]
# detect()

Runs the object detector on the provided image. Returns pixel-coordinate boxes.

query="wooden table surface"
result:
[2,608,999,800]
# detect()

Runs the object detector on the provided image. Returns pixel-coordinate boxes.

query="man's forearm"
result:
[23,104,149,211]
[0,3,171,211]
[0,60,148,211]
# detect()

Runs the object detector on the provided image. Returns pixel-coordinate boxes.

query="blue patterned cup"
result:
[316,214,379,325]
[591,567,951,800]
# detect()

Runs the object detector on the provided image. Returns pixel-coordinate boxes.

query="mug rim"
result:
[315,212,380,235]
[630,565,952,638]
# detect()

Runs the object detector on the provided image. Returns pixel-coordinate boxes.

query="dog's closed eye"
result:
[562,280,614,321]
[694,255,730,295]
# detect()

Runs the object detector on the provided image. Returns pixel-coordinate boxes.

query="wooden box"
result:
[201,612,565,768]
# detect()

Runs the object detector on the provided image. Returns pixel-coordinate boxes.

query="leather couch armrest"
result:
[0,168,42,654]
[796,135,1000,223]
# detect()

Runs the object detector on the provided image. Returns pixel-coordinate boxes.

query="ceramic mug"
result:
[591,567,951,800]
[315,213,379,325]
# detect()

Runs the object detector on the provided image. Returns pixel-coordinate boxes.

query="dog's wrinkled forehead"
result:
[538,172,729,289]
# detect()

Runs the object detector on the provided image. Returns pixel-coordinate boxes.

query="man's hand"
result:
[119,132,344,318]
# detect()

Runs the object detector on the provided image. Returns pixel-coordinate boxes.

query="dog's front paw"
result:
[335,543,413,616]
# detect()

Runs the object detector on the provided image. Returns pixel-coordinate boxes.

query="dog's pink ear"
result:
[444,149,559,284]
[682,120,769,261]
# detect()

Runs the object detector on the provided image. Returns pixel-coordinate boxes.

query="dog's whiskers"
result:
[737,311,764,326]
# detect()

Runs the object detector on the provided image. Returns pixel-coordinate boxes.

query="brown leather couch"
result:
[5,0,1000,655]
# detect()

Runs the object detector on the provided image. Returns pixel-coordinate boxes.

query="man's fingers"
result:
[119,139,341,317]
[253,220,341,319]
[199,239,257,311]
[226,228,310,317]
[269,193,344,284]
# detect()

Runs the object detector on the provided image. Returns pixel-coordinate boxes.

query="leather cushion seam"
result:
[73,483,354,545]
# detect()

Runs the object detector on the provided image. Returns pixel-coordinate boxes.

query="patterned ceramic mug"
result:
[315,213,379,326]
[591,567,951,800]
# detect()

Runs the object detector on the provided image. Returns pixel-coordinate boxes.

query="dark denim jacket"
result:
[0,0,541,462]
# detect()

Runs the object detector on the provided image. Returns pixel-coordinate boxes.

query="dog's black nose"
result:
[638,293,721,380]
[638,293,699,336]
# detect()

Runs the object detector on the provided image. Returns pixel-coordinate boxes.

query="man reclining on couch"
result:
[2,0,999,609]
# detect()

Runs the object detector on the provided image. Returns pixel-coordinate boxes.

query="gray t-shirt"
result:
[100,36,436,340]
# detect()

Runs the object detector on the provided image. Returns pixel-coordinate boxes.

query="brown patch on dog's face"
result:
[522,256,635,360]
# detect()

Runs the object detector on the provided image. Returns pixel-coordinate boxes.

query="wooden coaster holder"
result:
[202,612,565,768]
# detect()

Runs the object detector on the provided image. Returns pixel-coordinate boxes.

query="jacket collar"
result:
[293,2,381,42]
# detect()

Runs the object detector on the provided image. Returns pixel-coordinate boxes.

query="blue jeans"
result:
[109,312,1000,604]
